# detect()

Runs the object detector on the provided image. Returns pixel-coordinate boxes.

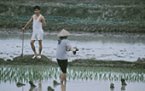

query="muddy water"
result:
[0,32,145,61]
[0,65,145,91]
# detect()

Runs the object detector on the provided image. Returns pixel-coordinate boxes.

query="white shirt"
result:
[56,39,71,60]
[32,14,43,33]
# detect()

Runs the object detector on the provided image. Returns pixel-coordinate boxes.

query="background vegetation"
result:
[0,0,145,32]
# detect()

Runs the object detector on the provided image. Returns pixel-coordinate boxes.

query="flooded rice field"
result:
[0,32,145,61]
[0,65,145,91]
[0,32,145,91]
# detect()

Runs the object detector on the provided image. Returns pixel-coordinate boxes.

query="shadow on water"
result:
[0,65,145,83]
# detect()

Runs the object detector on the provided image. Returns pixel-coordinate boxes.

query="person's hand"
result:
[75,47,79,51]
[72,47,79,55]
[22,27,25,31]
[73,51,77,55]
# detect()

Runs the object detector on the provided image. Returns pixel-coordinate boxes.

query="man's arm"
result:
[41,16,46,27]
[66,40,79,55]
[66,41,77,51]
[22,17,33,30]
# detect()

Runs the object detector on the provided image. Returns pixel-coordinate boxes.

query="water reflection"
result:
[110,88,114,91]
[29,80,42,91]
[29,86,36,91]
[16,82,25,87]
[61,82,66,91]
[16,82,25,91]
[121,85,126,91]
[0,65,145,83]
[47,86,54,91]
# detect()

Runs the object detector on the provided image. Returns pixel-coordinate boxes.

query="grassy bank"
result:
[0,55,56,65]
[70,59,145,68]
[0,0,145,33]
[0,55,145,69]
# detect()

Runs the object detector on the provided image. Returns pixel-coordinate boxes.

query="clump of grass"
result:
[0,55,56,65]
[69,59,145,68]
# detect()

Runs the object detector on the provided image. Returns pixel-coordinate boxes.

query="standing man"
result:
[22,6,46,59]
[56,29,78,84]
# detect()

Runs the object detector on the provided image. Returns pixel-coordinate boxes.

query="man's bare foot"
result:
[37,55,41,59]
[32,55,37,59]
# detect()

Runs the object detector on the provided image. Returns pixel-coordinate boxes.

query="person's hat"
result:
[57,29,70,37]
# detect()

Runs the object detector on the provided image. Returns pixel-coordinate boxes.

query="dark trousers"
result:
[57,59,68,73]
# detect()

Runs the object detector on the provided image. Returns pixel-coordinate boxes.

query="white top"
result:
[32,14,43,33]
[56,39,71,60]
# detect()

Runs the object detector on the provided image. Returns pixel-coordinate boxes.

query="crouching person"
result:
[56,29,78,84]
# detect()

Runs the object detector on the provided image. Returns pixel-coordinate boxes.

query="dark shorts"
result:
[57,59,68,73]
